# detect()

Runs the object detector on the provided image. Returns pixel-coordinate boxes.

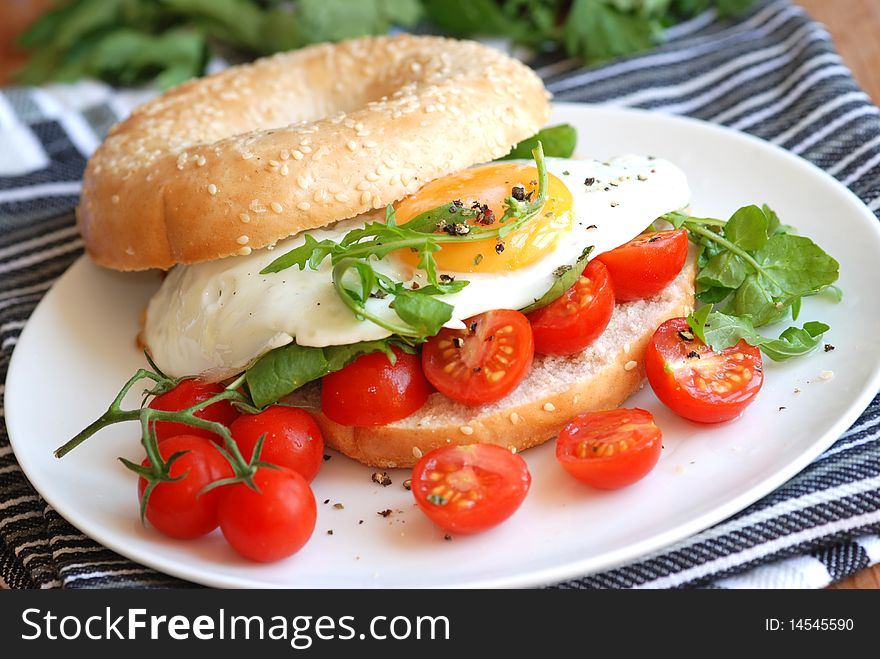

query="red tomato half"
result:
[321,347,431,426]
[645,317,764,423]
[556,408,662,490]
[526,258,615,355]
[148,379,239,443]
[596,229,688,301]
[230,406,324,482]
[422,309,534,406]
[411,444,531,534]
[218,467,316,563]
[137,435,233,539]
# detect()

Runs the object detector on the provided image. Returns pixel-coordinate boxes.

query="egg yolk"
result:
[394,163,574,273]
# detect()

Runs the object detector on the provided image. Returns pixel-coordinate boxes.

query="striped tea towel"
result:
[1,0,879,589]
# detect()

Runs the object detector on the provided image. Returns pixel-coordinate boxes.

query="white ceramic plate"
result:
[6,104,880,588]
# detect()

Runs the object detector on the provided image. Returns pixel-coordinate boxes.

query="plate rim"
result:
[6,103,880,588]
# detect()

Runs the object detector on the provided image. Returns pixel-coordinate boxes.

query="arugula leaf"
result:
[520,246,593,313]
[665,204,840,328]
[686,307,830,362]
[668,203,839,363]
[262,142,550,340]
[246,338,408,408]
[392,291,455,337]
[723,205,768,251]
[499,125,577,161]
[697,251,748,291]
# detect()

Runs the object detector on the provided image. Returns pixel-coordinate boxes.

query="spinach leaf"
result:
[246,338,406,408]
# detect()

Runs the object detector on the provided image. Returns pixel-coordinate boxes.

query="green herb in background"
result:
[16,0,755,89]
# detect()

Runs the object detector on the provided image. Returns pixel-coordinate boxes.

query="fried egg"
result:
[145,155,691,377]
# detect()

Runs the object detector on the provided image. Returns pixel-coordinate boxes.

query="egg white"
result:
[144,156,691,377]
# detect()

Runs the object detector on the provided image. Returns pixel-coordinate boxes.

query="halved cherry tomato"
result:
[645,317,764,423]
[526,259,614,356]
[218,466,316,563]
[596,229,688,301]
[230,406,324,482]
[411,444,531,534]
[137,434,233,539]
[322,347,431,426]
[148,379,239,443]
[556,408,662,490]
[422,309,534,406]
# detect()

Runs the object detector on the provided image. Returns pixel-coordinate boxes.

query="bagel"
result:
[77,35,551,271]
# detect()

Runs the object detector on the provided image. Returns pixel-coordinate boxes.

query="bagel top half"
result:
[78,35,551,271]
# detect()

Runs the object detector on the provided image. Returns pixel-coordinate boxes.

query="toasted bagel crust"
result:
[78,35,551,271]
[288,254,697,467]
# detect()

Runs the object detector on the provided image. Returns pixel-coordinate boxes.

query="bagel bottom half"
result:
[287,253,697,468]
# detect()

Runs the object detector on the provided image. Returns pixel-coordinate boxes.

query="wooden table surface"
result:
[0,1,877,589]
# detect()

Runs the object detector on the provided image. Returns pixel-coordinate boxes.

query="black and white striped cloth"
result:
[1,0,878,589]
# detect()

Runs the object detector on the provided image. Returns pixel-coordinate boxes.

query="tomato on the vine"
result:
[421,309,534,406]
[556,408,662,489]
[137,434,232,539]
[596,229,688,302]
[645,317,764,423]
[218,467,316,562]
[526,259,614,355]
[148,379,239,442]
[411,444,531,534]
[321,347,431,426]
[230,406,324,482]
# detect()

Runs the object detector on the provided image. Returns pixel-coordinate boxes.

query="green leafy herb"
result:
[261,142,550,340]
[423,0,757,64]
[664,205,840,327]
[686,306,830,362]
[666,204,839,360]
[19,1,756,88]
[520,246,593,313]
[246,338,412,408]
[16,0,422,88]
[499,124,577,161]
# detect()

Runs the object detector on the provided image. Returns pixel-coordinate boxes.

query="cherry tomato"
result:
[321,347,431,426]
[218,467,316,562]
[230,406,324,482]
[556,408,662,490]
[596,229,688,302]
[422,309,534,406]
[411,444,531,534]
[526,259,615,356]
[149,379,239,443]
[645,317,764,423]
[137,434,233,539]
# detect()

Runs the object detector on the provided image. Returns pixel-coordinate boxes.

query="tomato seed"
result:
[487,370,505,383]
